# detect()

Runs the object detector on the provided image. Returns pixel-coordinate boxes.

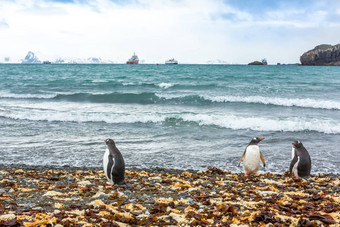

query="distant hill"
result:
[300,44,340,66]
[248,59,267,65]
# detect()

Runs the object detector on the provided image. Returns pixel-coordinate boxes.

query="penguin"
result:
[289,140,311,179]
[238,137,266,176]
[103,139,125,185]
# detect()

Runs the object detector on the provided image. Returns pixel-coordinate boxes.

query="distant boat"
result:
[165,58,178,65]
[261,59,268,65]
[126,52,139,64]
[42,61,51,64]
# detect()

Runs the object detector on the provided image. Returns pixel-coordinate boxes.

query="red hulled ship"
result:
[126,52,139,64]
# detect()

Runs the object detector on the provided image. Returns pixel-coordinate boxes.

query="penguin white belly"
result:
[103,148,110,180]
[243,145,261,173]
[291,147,295,160]
[292,156,300,177]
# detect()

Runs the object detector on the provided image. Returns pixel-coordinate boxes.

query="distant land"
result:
[19,51,115,64]
[248,59,268,65]
[2,45,339,65]
[17,52,229,65]
[300,44,340,66]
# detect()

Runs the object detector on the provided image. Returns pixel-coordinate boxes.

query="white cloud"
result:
[1,0,340,64]
[0,19,9,28]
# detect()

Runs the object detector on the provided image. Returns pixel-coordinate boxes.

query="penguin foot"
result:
[105,185,113,188]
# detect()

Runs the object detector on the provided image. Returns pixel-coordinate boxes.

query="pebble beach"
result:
[0,165,339,226]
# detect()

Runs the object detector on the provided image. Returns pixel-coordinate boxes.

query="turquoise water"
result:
[0,64,339,173]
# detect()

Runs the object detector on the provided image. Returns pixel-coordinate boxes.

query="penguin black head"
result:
[104,138,115,146]
[292,140,303,148]
[249,137,264,145]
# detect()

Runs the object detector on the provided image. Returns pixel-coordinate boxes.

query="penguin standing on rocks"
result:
[289,140,311,179]
[103,139,125,185]
[238,137,266,176]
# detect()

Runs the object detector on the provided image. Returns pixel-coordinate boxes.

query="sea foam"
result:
[157,93,340,110]
[158,83,174,89]
[207,95,340,110]
[180,114,340,134]
[0,91,55,99]
[1,106,339,134]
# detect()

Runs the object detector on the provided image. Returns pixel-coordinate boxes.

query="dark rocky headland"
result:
[300,44,340,66]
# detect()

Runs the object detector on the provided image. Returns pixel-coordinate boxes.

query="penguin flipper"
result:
[289,156,298,174]
[260,152,266,167]
[107,156,115,180]
[238,151,246,167]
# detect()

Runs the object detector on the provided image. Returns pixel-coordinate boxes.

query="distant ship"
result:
[42,61,51,64]
[165,58,178,65]
[261,59,268,65]
[126,52,139,64]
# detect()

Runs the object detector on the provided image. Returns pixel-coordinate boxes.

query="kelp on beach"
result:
[0,166,339,226]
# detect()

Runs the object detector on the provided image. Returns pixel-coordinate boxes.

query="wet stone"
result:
[0,189,6,195]
[0,165,339,226]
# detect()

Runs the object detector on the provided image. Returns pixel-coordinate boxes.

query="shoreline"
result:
[1,163,339,177]
[0,165,339,226]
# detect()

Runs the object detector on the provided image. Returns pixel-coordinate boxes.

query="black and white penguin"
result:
[103,139,125,185]
[238,137,266,176]
[289,140,311,179]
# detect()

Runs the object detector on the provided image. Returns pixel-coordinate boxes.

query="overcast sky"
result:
[1,0,339,64]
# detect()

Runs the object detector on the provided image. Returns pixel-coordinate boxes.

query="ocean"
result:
[0,64,339,174]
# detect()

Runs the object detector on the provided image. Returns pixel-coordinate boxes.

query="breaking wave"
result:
[207,95,340,110]
[158,83,174,89]
[54,92,160,104]
[1,109,339,134]
[0,91,55,99]
[1,90,340,110]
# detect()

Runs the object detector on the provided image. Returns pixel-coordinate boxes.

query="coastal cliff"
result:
[300,44,340,66]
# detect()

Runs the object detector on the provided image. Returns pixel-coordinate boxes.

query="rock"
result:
[248,61,264,65]
[248,59,267,65]
[98,194,110,199]
[32,206,44,211]
[24,203,34,208]
[66,175,75,181]
[300,44,340,66]
[43,191,63,197]
[0,188,6,195]
[77,180,92,185]
[92,191,109,199]
[0,214,16,221]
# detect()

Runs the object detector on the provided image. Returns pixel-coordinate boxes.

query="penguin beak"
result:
[260,138,264,141]
[292,142,296,146]
[104,140,107,143]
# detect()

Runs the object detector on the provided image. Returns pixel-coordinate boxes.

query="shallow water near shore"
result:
[0,64,339,174]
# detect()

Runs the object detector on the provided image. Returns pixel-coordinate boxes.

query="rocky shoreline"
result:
[0,165,339,226]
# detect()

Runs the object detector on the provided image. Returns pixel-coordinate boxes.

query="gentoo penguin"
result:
[289,140,311,179]
[238,137,266,176]
[103,139,125,185]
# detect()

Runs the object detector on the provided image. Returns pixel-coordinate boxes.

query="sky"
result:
[0,0,340,64]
